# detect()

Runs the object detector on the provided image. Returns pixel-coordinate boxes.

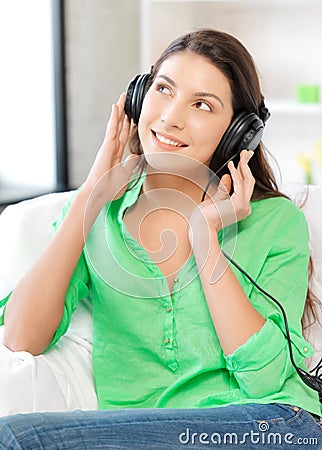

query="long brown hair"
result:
[127,28,316,328]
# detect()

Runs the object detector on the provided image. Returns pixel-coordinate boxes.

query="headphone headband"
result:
[259,100,271,124]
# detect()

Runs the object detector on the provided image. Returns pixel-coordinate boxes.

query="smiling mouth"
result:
[152,130,188,148]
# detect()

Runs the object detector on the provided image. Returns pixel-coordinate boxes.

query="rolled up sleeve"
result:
[224,314,314,398]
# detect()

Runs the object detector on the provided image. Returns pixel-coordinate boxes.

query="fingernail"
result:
[248,150,254,160]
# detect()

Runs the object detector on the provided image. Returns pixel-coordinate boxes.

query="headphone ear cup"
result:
[125,73,153,125]
[216,112,264,161]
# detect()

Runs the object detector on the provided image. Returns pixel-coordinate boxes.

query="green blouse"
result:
[1,177,321,417]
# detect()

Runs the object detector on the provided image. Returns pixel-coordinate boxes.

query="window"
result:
[0,0,67,204]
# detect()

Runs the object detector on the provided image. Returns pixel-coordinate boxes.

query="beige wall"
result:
[65,0,140,187]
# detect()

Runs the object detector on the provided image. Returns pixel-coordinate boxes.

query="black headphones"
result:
[125,71,270,162]
[125,72,153,126]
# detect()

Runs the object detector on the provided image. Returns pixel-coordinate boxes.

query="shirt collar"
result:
[118,172,146,221]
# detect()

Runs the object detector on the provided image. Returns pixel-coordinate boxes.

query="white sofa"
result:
[0,191,98,416]
[0,185,321,416]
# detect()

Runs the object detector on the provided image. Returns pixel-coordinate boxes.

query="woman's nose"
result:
[161,101,185,129]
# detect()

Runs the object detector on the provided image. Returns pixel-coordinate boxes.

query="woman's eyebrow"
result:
[156,74,176,87]
[156,74,224,108]
[194,91,224,108]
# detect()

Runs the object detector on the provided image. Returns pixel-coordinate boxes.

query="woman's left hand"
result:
[190,149,255,233]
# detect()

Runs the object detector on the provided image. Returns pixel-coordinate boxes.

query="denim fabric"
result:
[0,403,321,449]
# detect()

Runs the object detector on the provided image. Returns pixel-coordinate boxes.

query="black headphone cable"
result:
[201,153,240,203]
[222,249,322,404]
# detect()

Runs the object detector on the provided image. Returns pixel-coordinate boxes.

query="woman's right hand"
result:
[83,92,139,209]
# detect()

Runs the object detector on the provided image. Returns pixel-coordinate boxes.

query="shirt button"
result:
[167,307,172,313]
[164,338,170,344]
[174,278,179,283]
[303,346,309,353]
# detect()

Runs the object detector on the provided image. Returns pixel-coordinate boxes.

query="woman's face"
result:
[138,51,234,169]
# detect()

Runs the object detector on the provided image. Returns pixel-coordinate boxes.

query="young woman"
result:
[0,28,321,448]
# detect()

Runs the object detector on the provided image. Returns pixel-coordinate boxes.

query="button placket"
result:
[163,298,174,350]
[162,291,179,371]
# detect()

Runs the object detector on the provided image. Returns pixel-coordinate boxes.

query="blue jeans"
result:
[0,403,321,449]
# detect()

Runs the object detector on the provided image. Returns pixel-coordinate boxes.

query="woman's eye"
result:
[195,101,212,112]
[156,84,171,95]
